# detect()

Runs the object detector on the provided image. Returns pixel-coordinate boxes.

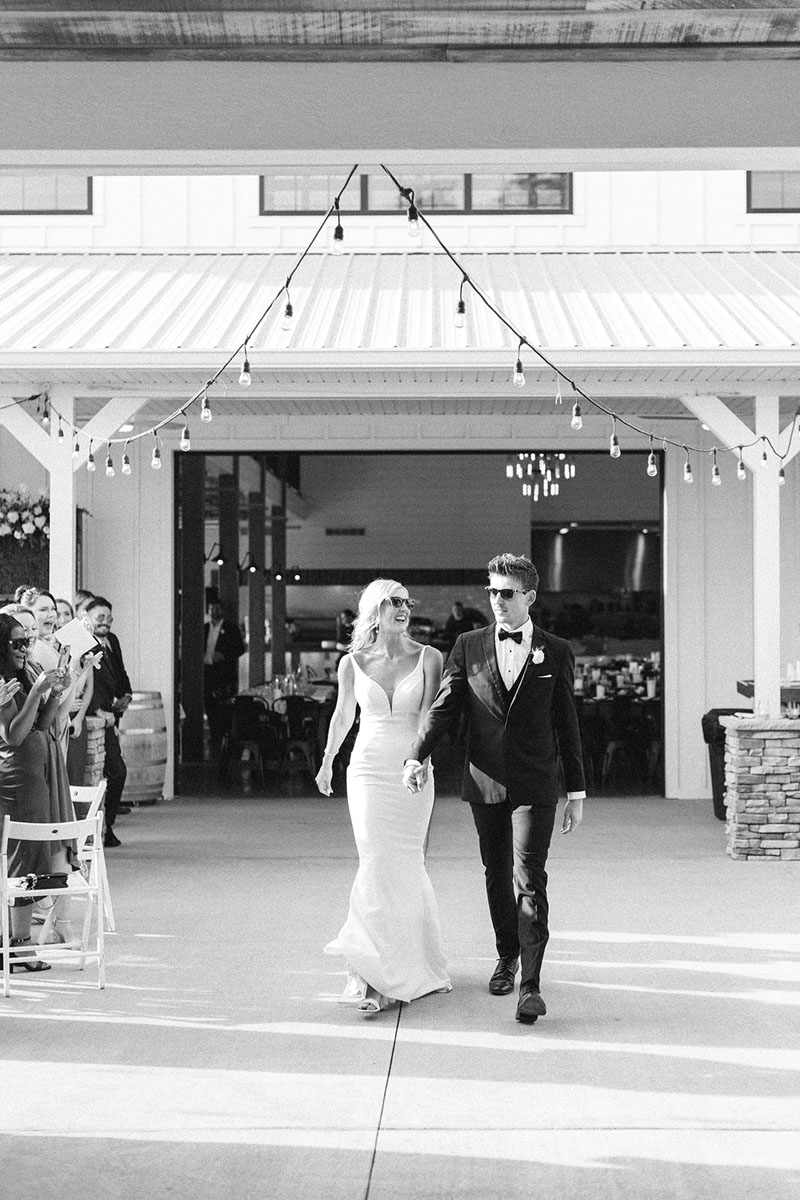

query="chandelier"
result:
[505,452,576,501]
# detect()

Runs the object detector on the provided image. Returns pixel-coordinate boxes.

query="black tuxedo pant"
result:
[103,727,127,829]
[471,800,557,991]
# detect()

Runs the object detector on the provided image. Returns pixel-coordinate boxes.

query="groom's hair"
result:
[487,553,539,594]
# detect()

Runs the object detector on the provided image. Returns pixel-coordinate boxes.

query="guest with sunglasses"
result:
[315,579,451,1015]
[403,552,585,1025]
[0,613,74,972]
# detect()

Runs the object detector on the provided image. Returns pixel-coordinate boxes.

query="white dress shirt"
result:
[495,618,586,802]
[204,620,222,666]
[495,617,533,689]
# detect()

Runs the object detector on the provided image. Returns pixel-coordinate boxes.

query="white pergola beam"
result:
[0,397,53,469]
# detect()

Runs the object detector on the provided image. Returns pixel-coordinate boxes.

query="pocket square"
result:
[537,674,553,679]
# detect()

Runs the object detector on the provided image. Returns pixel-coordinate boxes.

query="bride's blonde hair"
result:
[349,578,406,653]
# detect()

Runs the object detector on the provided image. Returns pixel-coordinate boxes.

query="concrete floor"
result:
[0,782,798,1200]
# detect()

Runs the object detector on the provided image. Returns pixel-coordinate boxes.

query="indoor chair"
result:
[224,695,286,787]
[273,695,320,779]
[1,813,106,997]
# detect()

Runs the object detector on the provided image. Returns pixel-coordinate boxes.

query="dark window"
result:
[0,175,93,215]
[747,171,800,213]
[471,173,572,213]
[259,172,572,216]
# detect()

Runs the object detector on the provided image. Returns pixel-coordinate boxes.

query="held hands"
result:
[112,693,132,713]
[561,796,584,835]
[402,760,428,794]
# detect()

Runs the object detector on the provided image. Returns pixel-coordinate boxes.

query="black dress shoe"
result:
[488,956,519,995]
[516,988,547,1023]
[103,830,121,848]
[116,805,132,815]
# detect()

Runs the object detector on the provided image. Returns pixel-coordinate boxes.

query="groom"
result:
[403,552,585,1023]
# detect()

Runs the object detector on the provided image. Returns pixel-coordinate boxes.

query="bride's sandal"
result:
[357,986,389,1016]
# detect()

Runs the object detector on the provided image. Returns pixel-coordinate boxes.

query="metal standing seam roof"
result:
[1,248,800,358]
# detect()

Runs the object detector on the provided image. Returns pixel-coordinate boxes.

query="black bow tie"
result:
[498,628,523,644]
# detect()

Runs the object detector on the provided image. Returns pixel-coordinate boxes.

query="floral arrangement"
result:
[0,486,50,542]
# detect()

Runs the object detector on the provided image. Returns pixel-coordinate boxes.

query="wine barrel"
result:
[118,691,167,804]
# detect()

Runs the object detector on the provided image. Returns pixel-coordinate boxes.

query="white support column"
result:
[752,395,782,718]
[48,394,76,599]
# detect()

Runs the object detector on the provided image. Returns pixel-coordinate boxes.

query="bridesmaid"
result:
[0,613,70,971]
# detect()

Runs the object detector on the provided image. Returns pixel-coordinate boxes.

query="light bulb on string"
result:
[282,290,294,332]
[406,190,421,238]
[238,345,251,388]
[151,432,162,471]
[105,446,115,478]
[737,446,746,481]
[533,482,540,502]
[121,441,132,476]
[505,456,514,479]
[683,447,693,484]
[570,385,582,430]
[779,465,786,486]
[201,387,214,422]
[86,440,96,472]
[180,419,191,451]
[513,342,525,388]
[332,198,344,255]
[760,438,769,468]
[455,275,467,328]
[57,416,64,445]
[555,376,562,406]
[647,435,658,477]
[711,448,721,486]
[609,418,621,459]
[72,434,80,460]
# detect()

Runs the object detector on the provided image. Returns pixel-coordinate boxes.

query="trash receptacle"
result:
[701,708,750,820]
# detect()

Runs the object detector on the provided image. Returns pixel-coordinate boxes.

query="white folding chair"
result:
[38,781,114,940]
[1,814,106,997]
[70,781,114,933]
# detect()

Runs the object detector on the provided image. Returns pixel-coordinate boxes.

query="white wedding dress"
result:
[325,648,451,1004]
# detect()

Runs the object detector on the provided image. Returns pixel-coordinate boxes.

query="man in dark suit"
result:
[403,552,585,1024]
[203,601,245,751]
[85,595,133,848]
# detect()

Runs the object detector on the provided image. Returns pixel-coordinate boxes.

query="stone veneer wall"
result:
[83,715,107,786]
[721,716,800,860]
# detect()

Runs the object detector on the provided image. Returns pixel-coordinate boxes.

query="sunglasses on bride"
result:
[388,596,416,610]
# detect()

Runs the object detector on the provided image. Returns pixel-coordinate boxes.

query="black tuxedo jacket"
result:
[203,619,245,664]
[88,631,132,719]
[411,624,585,807]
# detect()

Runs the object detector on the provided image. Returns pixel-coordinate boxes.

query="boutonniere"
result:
[532,646,545,665]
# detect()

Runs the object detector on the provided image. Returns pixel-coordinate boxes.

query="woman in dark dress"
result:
[0,613,70,970]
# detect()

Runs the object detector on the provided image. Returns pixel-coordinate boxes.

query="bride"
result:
[315,579,452,1015]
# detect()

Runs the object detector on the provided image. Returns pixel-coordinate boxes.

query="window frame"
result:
[258,171,573,217]
[746,170,800,215]
[0,175,93,217]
